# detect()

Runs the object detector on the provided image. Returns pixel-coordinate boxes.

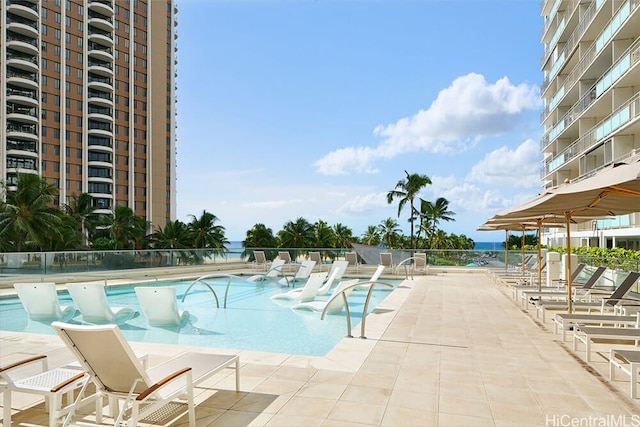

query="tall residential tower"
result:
[1,0,178,230]
[540,0,640,249]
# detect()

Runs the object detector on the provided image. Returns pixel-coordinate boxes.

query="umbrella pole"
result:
[565,213,573,313]
[504,230,509,271]
[521,226,525,276]
[537,220,542,292]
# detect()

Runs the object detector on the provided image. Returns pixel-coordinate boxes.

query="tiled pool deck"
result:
[2,268,640,426]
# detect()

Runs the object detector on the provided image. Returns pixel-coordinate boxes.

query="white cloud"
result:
[466,138,541,188]
[315,73,540,175]
[336,192,388,215]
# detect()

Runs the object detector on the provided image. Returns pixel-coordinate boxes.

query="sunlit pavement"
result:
[2,268,639,426]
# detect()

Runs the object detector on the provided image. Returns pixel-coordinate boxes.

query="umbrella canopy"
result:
[491,155,640,311]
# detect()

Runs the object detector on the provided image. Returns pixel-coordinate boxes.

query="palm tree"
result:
[62,192,98,246]
[332,223,353,248]
[377,217,401,249]
[188,210,228,256]
[361,225,381,246]
[312,220,335,248]
[277,217,314,259]
[150,220,191,249]
[419,197,456,249]
[0,173,63,251]
[243,223,277,261]
[386,170,431,249]
[99,205,148,249]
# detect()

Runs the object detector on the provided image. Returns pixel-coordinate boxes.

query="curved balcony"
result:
[7,68,38,90]
[7,2,39,20]
[89,0,114,17]
[87,136,113,152]
[7,35,38,56]
[6,93,38,108]
[6,148,38,159]
[88,31,113,48]
[88,16,114,33]
[87,79,112,92]
[6,54,39,74]
[88,112,113,123]
[87,92,113,108]
[88,45,113,63]
[87,128,113,139]
[87,60,113,77]
[6,20,39,39]
[6,157,38,173]
[7,111,38,126]
[6,123,38,141]
[7,139,37,155]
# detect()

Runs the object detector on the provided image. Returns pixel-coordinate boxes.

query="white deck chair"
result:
[380,252,394,269]
[247,259,285,282]
[308,251,324,271]
[252,250,269,271]
[317,260,349,295]
[278,251,292,263]
[66,282,136,324]
[271,272,328,303]
[355,264,386,291]
[291,279,360,314]
[413,253,428,274]
[134,286,190,326]
[51,322,240,427]
[278,260,316,286]
[345,252,360,272]
[14,282,76,321]
[1,355,102,427]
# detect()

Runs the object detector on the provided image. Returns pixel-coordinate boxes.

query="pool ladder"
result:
[181,274,243,308]
[321,280,394,339]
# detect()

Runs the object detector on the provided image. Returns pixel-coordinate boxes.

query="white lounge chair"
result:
[52,322,240,427]
[413,253,428,274]
[345,252,360,272]
[380,252,394,269]
[247,259,285,282]
[252,250,269,271]
[355,264,386,291]
[317,260,349,295]
[1,354,102,427]
[66,282,136,324]
[134,286,190,326]
[278,260,316,286]
[271,272,328,303]
[278,251,292,263]
[14,282,76,321]
[308,251,324,271]
[291,279,360,314]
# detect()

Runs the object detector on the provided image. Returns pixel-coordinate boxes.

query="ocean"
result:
[474,242,502,250]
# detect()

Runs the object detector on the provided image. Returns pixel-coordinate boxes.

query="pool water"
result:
[0,276,399,356]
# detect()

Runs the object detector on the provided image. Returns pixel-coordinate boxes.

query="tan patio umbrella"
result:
[493,155,640,311]
[482,216,569,290]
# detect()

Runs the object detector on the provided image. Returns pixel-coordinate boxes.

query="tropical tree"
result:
[98,205,148,249]
[332,223,353,248]
[386,170,432,249]
[312,220,335,248]
[361,225,381,246]
[0,173,63,251]
[150,219,191,249]
[62,192,98,246]
[377,217,401,249]
[188,210,228,256]
[243,223,278,261]
[277,217,314,258]
[419,197,456,249]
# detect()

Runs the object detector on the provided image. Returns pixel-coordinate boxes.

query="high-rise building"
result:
[1,0,178,230]
[539,0,640,250]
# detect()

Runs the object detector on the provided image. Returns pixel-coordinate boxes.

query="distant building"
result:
[539,0,640,250]
[0,0,178,230]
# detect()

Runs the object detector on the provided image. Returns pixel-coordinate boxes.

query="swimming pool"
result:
[0,276,400,356]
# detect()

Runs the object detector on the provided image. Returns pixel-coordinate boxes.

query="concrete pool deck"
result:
[1,268,639,426]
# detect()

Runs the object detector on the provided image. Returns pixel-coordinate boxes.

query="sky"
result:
[175,0,545,242]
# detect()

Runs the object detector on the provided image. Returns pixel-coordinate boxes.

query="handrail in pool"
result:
[181,274,244,308]
[320,280,394,339]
